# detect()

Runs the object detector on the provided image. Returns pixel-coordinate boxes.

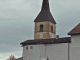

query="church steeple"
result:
[41,0,50,11]
[34,0,56,39]
[34,0,56,24]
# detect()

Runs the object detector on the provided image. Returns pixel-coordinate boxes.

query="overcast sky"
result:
[0,0,80,60]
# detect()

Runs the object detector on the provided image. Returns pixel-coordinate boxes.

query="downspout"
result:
[68,43,70,60]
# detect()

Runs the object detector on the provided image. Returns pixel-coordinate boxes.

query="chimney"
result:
[56,35,59,39]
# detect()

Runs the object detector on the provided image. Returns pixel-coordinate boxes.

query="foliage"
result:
[6,55,16,60]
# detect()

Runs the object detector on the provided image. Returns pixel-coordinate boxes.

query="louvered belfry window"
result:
[40,24,43,32]
[51,26,53,33]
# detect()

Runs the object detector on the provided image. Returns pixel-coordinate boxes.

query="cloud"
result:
[0,44,22,53]
[0,0,38,19]
[49,0,80,37]
[0,50,22,60]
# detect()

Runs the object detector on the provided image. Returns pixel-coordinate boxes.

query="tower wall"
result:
[34,21,56,39]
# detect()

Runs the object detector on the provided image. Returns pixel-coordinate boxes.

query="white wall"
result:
[46,44,68,60]
[23,43,68,60]
[70,35,80,60]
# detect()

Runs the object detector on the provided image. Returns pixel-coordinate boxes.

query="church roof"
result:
[68,23,80,35]
[20,37,71,46]
[34,0,56,24]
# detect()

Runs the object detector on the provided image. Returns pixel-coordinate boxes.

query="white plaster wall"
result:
[70,35,80,60]
[23,44,45,60]
[46,44,68,60]
[23,43,68,60]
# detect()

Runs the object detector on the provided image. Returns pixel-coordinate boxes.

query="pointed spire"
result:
[41,0,50,11]
[34,0,56,24]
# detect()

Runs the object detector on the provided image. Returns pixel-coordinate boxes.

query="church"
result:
[16,0,80,60]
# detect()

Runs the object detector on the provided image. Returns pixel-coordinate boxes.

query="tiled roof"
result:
[34,0,56,24]
[20,37,71,46]
[15,57,23,60]
[68,23,80,35]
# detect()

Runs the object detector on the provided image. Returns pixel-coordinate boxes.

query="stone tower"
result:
[34,0,56,39]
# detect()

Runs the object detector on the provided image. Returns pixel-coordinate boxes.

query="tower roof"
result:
[34,0,56,24]
[41,0,50,10]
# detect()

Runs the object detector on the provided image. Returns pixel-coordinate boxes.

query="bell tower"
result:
[34,0,56,39]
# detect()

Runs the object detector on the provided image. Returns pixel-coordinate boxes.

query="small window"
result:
[30,46,33,49]
[26,47,28,50]
[40,24,43,32]
[51,26,53,33]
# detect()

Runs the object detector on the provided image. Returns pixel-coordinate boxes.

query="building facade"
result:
[34,0,56,39]
[16,0,80,60]
[23,43,69,60]
[68,23,80,60]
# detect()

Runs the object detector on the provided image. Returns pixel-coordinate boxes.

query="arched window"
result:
[40,24,43,32]
[51,26,53,33]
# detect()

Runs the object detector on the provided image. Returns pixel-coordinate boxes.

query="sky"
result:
[0,0,80,60]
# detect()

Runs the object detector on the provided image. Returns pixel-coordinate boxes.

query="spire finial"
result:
[41,0,50,11]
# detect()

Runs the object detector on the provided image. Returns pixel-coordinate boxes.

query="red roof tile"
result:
[68,23,80,35]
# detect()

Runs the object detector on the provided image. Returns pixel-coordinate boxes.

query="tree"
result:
[7,55,16,60]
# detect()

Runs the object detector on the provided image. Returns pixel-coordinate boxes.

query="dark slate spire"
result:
[41,0,50,11]
[34,0,56,24]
